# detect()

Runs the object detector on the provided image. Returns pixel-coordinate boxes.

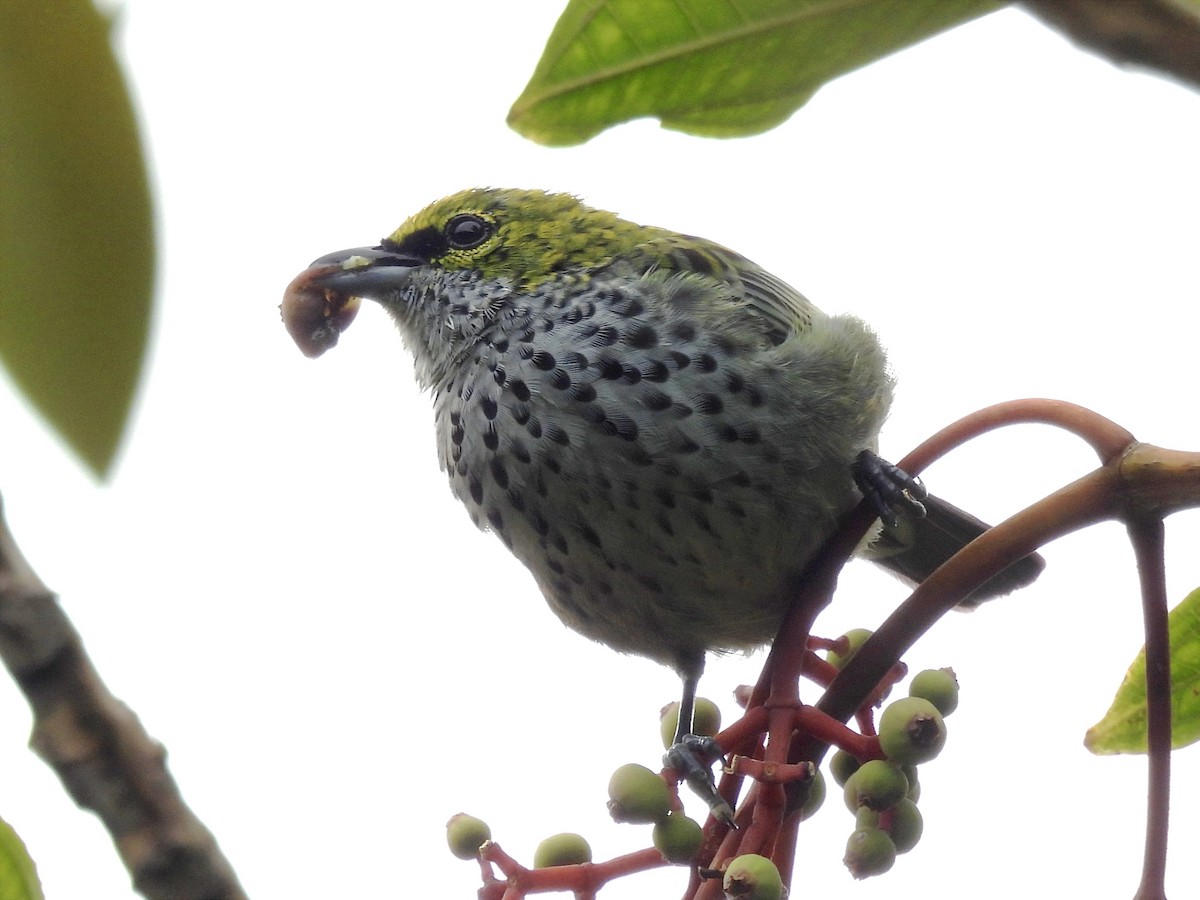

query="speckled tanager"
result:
[282,188,1042,713]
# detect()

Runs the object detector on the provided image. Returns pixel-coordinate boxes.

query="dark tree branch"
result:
[1022,0,1200,91]
[0,493,247,900]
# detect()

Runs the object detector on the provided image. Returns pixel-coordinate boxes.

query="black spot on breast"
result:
[643,360,670,383]
[653,487,675,508]
[553,533,569,554]
[638,574,664,593]
[518,328,536,343]
[620,364,642,385]
[450,410,461,427]
[512,441,531,464]
[510,379,531,402]
[696,394,724,414]
[567,383,597,403]
[483,424,500,450]
[591,325,620,347]
[468,475,484,505]
[493,366,507,386]
[562,351,588,370]
[581,404,606,425]
[487,508,505,532]
[731,470,751,487]
[692,510,714,533]
[667,351,690,370]
[596,356,623,379]
[544,457,561,474]
[626,446,654,466]
[725,372,744,393]
[610,295,645,318]
[541,317,555,332]
[481,396,498,420]
[672,403,693,418]
[530,512,550,535]
[490,457,509,488]
[609,414,639,442]
[531,350,557,370]
[526,417,542,438]
[696,354,718,373]
[691,487,714,504]
[451,424,465,445]
[513,404,531,425]
[546,557,565,575]
[675,437,700,454]
[672,322,696,342]
[492,338,509,353]
[506,489,525,512]
[578,523,602,547]
[641,388,672,411]
[545,424,570,446]
[744,385,765,407]
[549,368,571,390]
[737,424,761,444]
[624,323,658,349]
[655,513,673,536]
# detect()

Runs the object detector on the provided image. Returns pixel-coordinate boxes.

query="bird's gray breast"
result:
[428,271,890,668]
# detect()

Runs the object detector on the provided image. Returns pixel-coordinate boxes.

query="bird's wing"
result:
[645,234,818,345]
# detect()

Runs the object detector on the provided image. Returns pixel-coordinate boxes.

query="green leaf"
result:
[0,815,44,900]
[509,0,1003,146]
[1085,586,1200,754]
[0,0,155,477]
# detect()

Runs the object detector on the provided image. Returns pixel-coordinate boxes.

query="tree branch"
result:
[1022,0,1200,91]
[0,493,247,900]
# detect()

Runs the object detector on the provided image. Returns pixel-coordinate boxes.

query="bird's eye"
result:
[444,214,492,250]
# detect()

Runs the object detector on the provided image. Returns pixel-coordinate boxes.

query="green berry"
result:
[844,827,897,879]
[842,760,908,812]
[722,853,784,900]
[607,763,671,824]
[854,807,880,830]
[794,768,826,822]
[445,813,491,860]
[909,667,959,716]
[886,798,923,854]
[829,749,860,787]
[652,813,703,863]
[660,696,722,748]
[878,697,947,766]
[902,765,921,802]
[826,628,873,669]
[533,832,592,868]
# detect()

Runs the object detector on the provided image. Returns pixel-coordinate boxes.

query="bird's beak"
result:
[281,245,424,358]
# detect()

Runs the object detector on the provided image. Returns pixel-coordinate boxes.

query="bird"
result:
[282,187,1042,753]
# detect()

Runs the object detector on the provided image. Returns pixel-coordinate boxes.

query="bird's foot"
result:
[853,449,928,528]
[664,734,736,827]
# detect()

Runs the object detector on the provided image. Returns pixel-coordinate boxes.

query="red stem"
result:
[1127,519,1171,900]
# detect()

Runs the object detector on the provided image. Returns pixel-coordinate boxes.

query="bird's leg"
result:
[853,449,928,528]
[663,661,736,826]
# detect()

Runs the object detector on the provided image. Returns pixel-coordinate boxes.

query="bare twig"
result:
[0,493,248,900]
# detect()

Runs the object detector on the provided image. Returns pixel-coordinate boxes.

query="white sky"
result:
[2,2,1199,898]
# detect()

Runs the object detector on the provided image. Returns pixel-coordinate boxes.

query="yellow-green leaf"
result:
[1085,587,1200,754]
[0,815,44,900]
[0,0,155,477]
[509,0,1003,146]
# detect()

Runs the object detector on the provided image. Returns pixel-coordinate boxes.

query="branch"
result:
[0,493,248,900]
[1022,0,1200,92]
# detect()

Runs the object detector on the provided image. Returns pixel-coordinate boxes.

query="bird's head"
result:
[281,188,653,360]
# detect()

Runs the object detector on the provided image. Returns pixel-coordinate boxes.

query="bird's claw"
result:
[664,734,736,827]
[853,449,927,528]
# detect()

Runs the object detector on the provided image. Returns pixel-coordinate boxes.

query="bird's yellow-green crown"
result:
[385,188,719,290]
